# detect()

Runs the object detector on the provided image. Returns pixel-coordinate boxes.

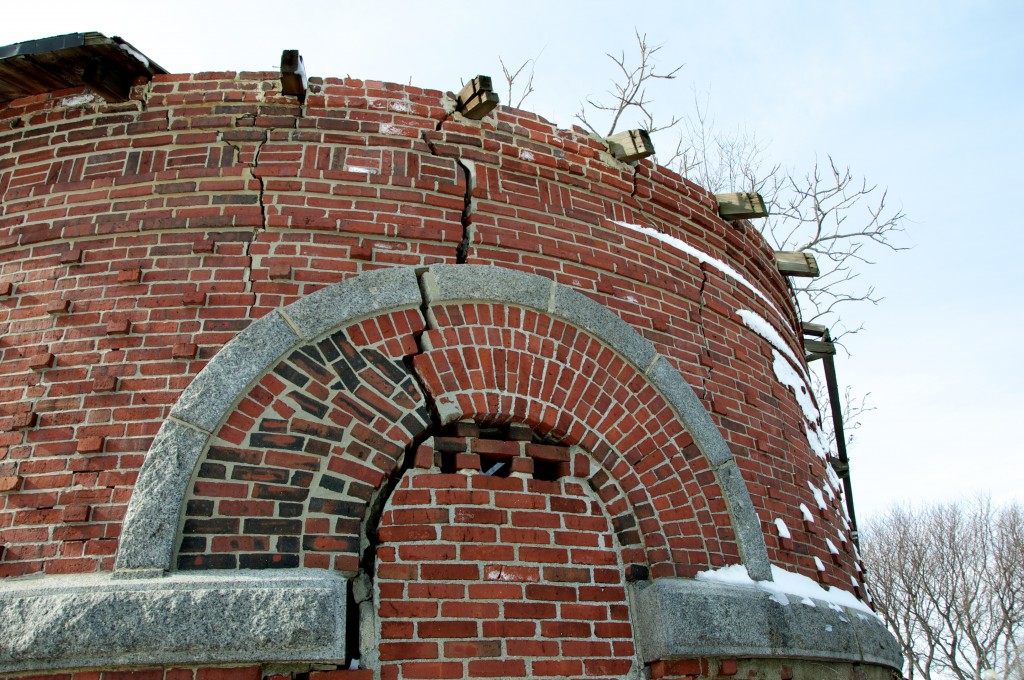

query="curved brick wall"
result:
[0,69,894,679]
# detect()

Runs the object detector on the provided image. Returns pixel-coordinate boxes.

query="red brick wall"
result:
[0,72,863,595]
[376,436,636,680]
[1,666,368,680]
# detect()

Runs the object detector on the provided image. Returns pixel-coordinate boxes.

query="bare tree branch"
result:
[576,30,683,137]
[498,52,542,109]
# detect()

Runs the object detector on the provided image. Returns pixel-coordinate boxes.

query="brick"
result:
[61,505,91,522]
[45,298,71,314]
[28,352,54,370]
[92,375,118,392]
[0,475,22,492]
[105,319,131,334]
[77,437,105,454]
[268,264,292,279]
[172,343,197,359]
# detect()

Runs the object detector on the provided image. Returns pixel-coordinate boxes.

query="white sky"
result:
[3,1,1021,522]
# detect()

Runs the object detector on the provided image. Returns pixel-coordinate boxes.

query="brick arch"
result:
[114,265,769,581]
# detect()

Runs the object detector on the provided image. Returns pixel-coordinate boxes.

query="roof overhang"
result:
[0,31,166,104]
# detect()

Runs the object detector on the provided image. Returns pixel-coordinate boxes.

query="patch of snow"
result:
[814,556,826,572]
[825,624,833,632]
[624,294,639,304]
[769,591,790,606]
[771,350,819,424]
[805,422,829,459]
[380,123,401,135]
[345,166,374,174]
[838,488,851,520]
[774,518,791,539]
[808,483,827,510]
[799,503,814,523]
[826,538,840,555]
[520,150,535,161]
[695,563,875,614]
[737,309,805,378]
[117,43,150,68]
[611,221,782,319]
[61,93,95,108]
[826,464,842,492]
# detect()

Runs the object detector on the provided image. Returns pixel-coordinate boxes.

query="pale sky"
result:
[3,1,1021,521]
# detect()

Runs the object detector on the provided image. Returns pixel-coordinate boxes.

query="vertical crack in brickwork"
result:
[220,129,269,298]
[693,267,715,402]
[453,158,475,264]
[352,273,444,670]
[423,101,475,264]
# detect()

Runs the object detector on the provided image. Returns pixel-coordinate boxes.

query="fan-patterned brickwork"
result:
[178,308,428,574]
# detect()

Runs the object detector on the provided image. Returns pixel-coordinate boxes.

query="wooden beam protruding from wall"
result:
[800,322,829,338]
[804,338,837,361]
[455,76,499,120]
[715,192,768,220]
[775,251,820,278]
[605,129,655,163]
[280,50,307,103]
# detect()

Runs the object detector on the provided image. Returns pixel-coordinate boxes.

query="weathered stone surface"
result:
[631,578,902,670]
[717,462,772,581]
[550,283,657,371]
[0,570,346,673]
[284,266,422,340]
[422,264,551,313]
[170,311,299,432]
[114,419,210,574]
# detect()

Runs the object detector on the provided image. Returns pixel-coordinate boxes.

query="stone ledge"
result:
[631,578,902,670]
[0,569,346,674]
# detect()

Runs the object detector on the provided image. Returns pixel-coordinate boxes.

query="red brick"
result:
[28,352,54,370]
[0,476,22,492]
[77,437,105,454]
[106,319,131,335]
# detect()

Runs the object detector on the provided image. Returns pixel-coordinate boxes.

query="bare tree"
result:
[813,381,874,452]
[498,54,539,109]
[514,32,908,453]
[574,30,683,137]
[862,498,1024,680]
[764,157,908,337]
[570,36,907,339]
[664,94,907,339]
